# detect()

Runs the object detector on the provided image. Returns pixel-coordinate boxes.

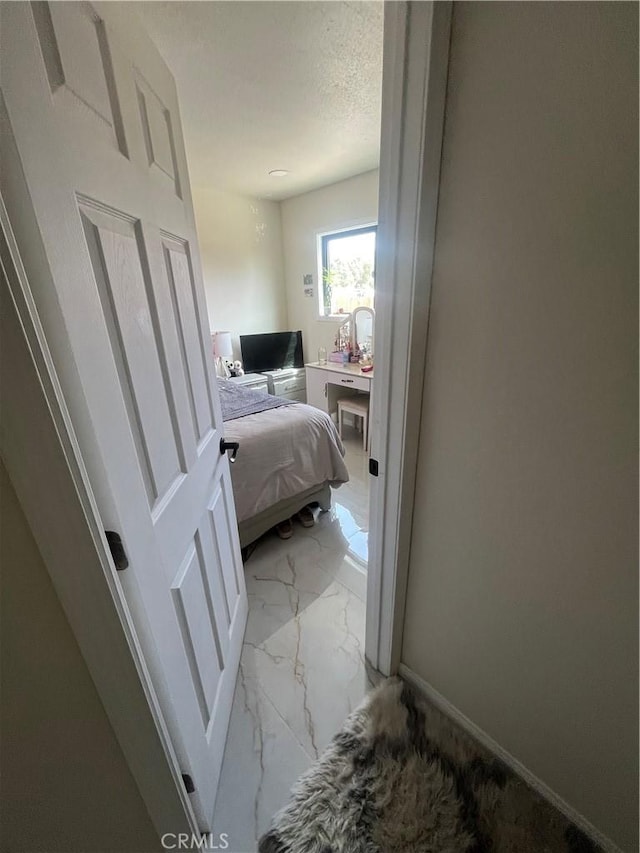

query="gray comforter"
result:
[217,379,292,421]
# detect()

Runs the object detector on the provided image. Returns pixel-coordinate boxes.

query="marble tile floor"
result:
[332,425,370,564]
[336,425,370,519]
[213,429,372,852]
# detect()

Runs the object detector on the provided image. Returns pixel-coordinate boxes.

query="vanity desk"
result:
[305,362,374,418]
[307,306,375,427]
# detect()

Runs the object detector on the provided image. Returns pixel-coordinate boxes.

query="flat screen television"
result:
[240,330,304,373]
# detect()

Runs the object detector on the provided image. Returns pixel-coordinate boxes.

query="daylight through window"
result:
[320,226,376,317]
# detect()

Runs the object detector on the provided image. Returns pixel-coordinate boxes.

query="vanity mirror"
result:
[328,306,375,364]
[352,306,375,357]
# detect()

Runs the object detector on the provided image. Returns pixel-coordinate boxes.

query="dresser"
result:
[227,373,269,393]
[305,362,373,417]
[260,368,307,403]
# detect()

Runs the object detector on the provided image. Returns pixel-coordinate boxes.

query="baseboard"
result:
[398,664,623,853]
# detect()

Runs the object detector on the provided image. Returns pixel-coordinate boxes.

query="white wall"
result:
[281,170,379,363]
[193,186,288,359]
[0,463,161,852]
[401,3,638,851]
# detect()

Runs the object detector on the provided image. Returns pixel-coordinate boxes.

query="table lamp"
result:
[212,331,233,378]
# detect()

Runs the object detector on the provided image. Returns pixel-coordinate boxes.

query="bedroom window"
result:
[320,225,376,317]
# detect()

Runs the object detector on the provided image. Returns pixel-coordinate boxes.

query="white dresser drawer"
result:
[272,375,306,395]
[228,374,269,393]
[330,373,370,393]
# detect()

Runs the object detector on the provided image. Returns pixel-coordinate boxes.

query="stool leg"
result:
[338,405,343,440]
[362,412,367,450]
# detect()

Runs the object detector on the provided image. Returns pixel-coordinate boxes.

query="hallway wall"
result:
[0,464,160,852]
[401,3,638,850]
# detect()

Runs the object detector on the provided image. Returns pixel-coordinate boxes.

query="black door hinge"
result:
[182,773,195,794]
[105,531,128,570]
[369,458,379,477]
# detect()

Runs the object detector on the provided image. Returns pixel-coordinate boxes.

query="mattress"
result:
[223,402,349,524]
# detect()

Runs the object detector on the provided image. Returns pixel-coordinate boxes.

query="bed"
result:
[217,380,349,546]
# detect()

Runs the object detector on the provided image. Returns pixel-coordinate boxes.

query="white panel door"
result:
[0,2,247,828]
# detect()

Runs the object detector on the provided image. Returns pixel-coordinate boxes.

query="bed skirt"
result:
[237,482,332,548]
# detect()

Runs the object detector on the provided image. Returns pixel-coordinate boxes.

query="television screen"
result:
[240,330,304,373]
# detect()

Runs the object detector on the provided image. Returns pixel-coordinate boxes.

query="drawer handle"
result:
[341,378,354,383]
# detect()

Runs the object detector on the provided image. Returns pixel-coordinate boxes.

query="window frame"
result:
[319,224,377,319]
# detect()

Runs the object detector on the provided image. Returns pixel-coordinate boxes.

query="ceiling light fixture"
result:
[269,169,289,177]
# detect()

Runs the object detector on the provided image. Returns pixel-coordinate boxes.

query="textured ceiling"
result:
[128,1,384,201]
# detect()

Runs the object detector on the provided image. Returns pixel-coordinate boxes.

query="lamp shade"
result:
[213,331,233,358]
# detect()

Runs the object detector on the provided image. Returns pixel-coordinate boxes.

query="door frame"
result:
[0,0,452,837]
[367,1,452,675]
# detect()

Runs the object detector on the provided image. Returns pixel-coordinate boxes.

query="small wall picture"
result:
[303,274,314,297]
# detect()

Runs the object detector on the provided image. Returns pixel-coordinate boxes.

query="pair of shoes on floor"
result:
[275,507,315,539]
[296,506,315,528]
[276,518,293,539]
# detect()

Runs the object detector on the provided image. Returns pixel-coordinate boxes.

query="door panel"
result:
[171,539,225,725]
[1,1,247,829]
[31,0,127,155]
[135,71,182,197]
[163,239,215,443]
[210,484,243,620]
[79,202,184,505]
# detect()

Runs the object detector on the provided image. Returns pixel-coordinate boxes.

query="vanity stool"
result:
[337,395,370,451]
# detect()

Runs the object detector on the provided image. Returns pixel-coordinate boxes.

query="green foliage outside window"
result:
[321,226,376,317]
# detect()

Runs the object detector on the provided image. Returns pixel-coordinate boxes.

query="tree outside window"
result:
[321,226,376,317]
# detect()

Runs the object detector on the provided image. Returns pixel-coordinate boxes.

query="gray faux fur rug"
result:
[259,678,600,853]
